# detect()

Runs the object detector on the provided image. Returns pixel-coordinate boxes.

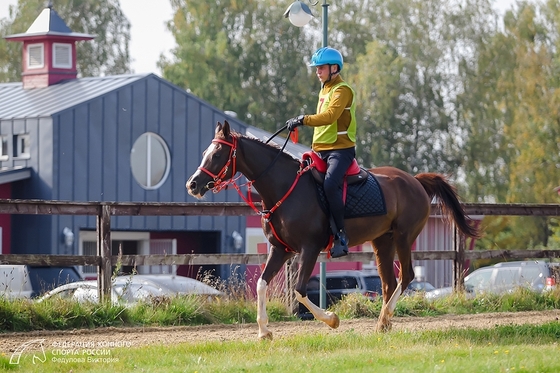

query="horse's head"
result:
[186,120,238,198]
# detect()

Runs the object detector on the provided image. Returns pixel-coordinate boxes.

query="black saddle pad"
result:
[315,170,387,219]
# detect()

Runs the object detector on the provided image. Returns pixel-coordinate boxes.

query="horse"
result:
[186,120,480,340]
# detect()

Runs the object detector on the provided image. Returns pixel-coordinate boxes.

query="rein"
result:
[251,125,290,184]
[198,132,312,252]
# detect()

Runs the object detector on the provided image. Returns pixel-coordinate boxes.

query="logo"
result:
[10,339,47,365]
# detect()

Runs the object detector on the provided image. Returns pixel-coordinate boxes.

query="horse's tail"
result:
[415,173,481,238]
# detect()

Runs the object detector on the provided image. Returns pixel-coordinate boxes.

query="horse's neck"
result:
[237,137,300,201]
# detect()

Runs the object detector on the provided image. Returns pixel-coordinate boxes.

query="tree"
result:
[344,0,496,174]
[160,0,317,137]
[458,1,560,249]
[0,0,131,82]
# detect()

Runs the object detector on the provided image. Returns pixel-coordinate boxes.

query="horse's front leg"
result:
[257,246,294,340]
[294,250,340,329]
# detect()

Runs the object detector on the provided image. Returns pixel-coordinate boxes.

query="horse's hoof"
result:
[325,312,340,329]
[258,331,273,341]
[376,321,392,333]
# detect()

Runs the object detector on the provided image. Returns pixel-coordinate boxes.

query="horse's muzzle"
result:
[186,178,207,199]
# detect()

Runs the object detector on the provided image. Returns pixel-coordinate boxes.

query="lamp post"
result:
[284,0,330,309]
[284,0,329,48]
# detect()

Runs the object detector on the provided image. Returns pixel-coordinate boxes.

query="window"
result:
[53,43,72,68]
[0,136,9,161]
[495,268,518,287]
[465,269,492,291]
[326,276,359,290]
[81,241,97,277]
[27,44,44,69]
[13,134,30,159]
[130,132,171,189]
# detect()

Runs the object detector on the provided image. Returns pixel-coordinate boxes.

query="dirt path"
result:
[1,310,559,353]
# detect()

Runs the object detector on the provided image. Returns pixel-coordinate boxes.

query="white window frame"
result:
[27,43,44,69]
[79,231,151,279]
[130,132,171,190]
[52,43,72,68]
[13,134,30,159]
[0,135,9,161]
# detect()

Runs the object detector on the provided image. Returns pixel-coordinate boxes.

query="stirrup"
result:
[330,231,348,258]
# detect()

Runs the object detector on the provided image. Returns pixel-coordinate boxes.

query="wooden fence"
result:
[0,199,559,302]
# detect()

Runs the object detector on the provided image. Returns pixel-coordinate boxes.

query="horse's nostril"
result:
[187,180,196,191]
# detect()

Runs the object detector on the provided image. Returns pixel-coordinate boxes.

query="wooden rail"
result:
[0,200,558,301]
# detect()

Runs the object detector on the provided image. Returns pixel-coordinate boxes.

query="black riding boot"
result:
[330,229,349,258]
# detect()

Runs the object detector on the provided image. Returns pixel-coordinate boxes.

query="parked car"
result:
[299,270,383,319]
[404,280,435,295]
[37,274,222,305]
[0,265,83,299]
[425,261,560,300]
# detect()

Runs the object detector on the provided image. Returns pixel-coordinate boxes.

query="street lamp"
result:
[284,0,330,48]
[283,1,314,27]
[284,0,331,309]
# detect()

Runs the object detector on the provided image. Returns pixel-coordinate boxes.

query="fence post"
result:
[453,225,466,292]
[284,258,298,314]
[97,204,112,303]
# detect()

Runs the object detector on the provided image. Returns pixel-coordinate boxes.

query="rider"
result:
[285,47,357,258]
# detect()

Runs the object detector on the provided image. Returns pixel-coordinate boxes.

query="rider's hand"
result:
[286,115,305,131]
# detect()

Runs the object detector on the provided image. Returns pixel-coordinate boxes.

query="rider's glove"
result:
[286,115,305,131]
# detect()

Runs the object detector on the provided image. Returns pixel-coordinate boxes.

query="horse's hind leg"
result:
[257,245,295,340]
[372,234,398,332]
[375,231,417,332]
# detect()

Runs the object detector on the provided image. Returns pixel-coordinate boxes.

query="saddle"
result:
[302,151,387,219]
[302,151,369,186]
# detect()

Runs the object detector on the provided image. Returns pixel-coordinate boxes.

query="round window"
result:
[130,132,171,189]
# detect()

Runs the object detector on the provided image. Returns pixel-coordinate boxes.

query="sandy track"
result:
[1,310,559,353]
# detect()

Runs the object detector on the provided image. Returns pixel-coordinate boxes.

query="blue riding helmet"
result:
[308,47,343,71]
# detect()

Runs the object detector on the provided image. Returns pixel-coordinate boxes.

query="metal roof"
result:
[4,4,95,41]
[0,72,311,157]
[0,74,149,119]
[0,167,32,185]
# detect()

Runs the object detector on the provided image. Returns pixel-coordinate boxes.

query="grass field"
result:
[2,321,559,373]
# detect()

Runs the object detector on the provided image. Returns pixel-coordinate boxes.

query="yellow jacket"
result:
[303,75,356,152]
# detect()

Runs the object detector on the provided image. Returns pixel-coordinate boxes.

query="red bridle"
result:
[197,135,318,254]
[196,137,238,193]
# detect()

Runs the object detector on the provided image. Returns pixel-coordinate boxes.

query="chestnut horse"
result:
[186,121,480,340]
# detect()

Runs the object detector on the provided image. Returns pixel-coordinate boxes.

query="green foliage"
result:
[161,0,317,135]
[0,0,131,83]
[5,288,556,333]
[127,296,215,326]
[0,294,294,332]
[330,287,560,319]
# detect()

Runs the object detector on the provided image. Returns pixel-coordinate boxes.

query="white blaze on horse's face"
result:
[187,142,218,199]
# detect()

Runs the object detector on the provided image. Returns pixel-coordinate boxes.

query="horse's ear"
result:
[216,122,223,136]
[222,120,231,138]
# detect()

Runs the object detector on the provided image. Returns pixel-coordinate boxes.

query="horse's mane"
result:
[228,130,301,163]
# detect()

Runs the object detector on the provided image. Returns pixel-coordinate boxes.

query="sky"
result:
[1,0,517,76]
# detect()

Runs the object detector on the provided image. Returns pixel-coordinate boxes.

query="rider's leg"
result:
[320,147,356,258]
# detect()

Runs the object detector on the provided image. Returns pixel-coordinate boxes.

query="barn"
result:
[0,4,467,288]
[0,4,265,280]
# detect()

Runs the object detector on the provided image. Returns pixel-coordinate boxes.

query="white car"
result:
[425,261,560,300]
[37,274,221,305]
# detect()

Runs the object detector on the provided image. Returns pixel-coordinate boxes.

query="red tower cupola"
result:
[4,2,94,89]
